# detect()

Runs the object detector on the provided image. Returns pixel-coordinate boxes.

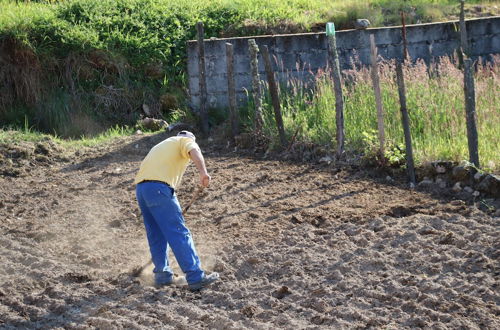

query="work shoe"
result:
[154,272,174,287]
[188,272,220,291]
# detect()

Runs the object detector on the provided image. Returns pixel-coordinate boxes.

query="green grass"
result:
[253,58,500,172]
[0,124,136,148]
[1,0,498,68]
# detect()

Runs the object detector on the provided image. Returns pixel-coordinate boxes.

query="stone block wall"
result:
[187,17,500,110]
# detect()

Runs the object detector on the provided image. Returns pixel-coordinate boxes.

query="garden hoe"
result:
[131,185,205,277]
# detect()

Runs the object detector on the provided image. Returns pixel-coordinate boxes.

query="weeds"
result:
[249,56,499,172]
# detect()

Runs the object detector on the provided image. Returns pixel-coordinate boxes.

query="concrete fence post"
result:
[261,45,286,147]
[326,22,345,158]
[460,0,469,56]
[226,42,239,139]
[369,34,385,159]
[196,22,209,135]
[248,39,264,133]
[395,62,416,186]
[463,59,480,168]
[401,12,409,61]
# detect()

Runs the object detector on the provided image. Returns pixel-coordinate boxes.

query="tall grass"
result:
[253,57,499,172]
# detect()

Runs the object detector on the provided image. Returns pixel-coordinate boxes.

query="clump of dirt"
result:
[0,139,70,177]
[0,132,498,329]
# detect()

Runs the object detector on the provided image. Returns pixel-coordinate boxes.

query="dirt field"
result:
[0,132,498,329]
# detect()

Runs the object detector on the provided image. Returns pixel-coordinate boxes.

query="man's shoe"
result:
[154,272,174,287]
[188,272,220,291]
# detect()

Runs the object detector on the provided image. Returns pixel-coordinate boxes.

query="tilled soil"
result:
[0,132,498,329]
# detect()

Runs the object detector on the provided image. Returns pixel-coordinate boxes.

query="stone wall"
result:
[187,16,500,110]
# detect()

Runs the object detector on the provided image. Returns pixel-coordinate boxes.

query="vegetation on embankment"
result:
[1,0,499,137]
[0,0,499,173]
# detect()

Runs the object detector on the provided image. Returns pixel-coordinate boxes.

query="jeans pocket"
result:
[158,186,175,198]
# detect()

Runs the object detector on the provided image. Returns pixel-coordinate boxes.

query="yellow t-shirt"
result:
[134,136,200,189]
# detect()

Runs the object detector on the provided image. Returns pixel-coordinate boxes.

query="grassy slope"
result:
[1,0,498,69]
[0,0,499,170]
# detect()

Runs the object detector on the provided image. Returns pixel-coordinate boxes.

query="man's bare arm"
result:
[189,148,211,187]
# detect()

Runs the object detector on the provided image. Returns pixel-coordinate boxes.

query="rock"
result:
[494,209,500,217]
[452,165,470,182]
[167,122,192,132]
[477,174,500,197]
[135,130,143,135]
[344,228,360,236]
[327,270,344,281]
[273,286,291,299]
[463,186,474,194]
[418,179,433,188]
[435,178,447,189]
[473,190,480,197]
[385,176,393,182]
[142,104,153,116]
[247,257,260,265]
[474,172,485,182]
[452,182,462,192]
[435,165,446,173]
[354,19,371,29]
[431,161,454,174]
[369,218,385,232]
[319,156,333,164]
[418,226,438,235]
[438,232,454,245]
[139,117,168,131]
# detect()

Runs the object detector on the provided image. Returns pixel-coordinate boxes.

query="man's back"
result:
[134,136,199,189]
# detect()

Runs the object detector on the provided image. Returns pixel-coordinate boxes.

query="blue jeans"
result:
[136,181,204,284]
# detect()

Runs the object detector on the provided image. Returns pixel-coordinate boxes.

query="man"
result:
[135,131,219,290]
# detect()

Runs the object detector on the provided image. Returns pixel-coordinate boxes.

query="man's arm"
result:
[189,148,211,187]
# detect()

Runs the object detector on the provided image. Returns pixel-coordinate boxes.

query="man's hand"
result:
[200,173,211,187]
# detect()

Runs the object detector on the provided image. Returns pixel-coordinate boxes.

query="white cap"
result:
[177,130,196,141]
